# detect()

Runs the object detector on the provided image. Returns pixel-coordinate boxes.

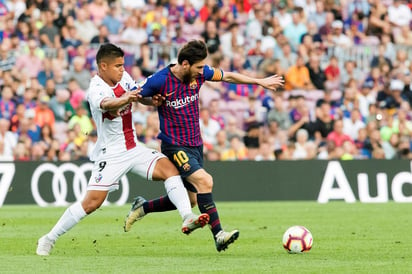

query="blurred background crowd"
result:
[1,0,412,161]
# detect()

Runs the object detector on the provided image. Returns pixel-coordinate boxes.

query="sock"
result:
[197,193,222,237]
[47,201,87,241]
[164,175,192,219]
[143,195,176,214]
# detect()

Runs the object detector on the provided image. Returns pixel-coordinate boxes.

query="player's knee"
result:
[198,173,213,190]
[82,199,102,214]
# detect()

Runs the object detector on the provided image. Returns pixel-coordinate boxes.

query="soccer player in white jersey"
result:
[36,43,209,256]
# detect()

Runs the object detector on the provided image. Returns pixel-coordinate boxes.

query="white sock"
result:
[47,201,87,241]
[164,175,192,219]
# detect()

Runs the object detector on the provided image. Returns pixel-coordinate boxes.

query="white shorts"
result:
[87,145,166,192]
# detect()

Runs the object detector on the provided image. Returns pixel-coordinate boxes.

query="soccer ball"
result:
[282,225,313,253]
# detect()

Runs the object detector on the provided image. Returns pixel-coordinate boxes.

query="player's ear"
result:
[182,60,190,69]
[100,61,107,71]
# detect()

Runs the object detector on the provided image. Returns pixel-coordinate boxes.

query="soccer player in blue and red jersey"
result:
[124,40,284,252]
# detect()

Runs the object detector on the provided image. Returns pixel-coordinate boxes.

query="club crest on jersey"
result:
[137,79,147,88]
[189,80,197,89]
[95,173,102,183]
[182,163,191,172]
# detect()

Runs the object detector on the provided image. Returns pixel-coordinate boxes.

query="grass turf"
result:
[1,202,411,273]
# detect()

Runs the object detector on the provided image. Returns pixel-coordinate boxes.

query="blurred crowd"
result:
[1,0,412,162]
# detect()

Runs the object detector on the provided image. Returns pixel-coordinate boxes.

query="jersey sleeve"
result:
[204,65,224,82]
[87,82,112,111]
[122,71,139,91]
[139,74,163,97]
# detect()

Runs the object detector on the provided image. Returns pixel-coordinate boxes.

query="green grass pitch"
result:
[1,202,412,273]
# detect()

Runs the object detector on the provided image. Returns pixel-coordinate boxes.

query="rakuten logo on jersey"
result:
[166,94,199,109]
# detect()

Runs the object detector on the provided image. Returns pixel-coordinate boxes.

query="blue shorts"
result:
[161,143,203,193]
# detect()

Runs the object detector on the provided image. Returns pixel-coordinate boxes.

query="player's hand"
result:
[258,75,284,91]
[152,94,165,106]
[126,89,141,103]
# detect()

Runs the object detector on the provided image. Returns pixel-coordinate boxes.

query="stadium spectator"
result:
[39,10,61,49]
[284,55,314,91]
[357,80,377,118]
[254,139,275,161]
[243,121,261,160]
[283,8,308,52]
[274,2,292,29]
[220,22,244,58]
[200,107,221,151]
[49,88,73,123]
[18,110,41,144]
[61,26,82,50]
[67,78,85,110]
[120,14,148,46]
[0,85,16,120]
[34,95,55,132]
[343,108,366,140]
[308,0,327,29]
[324,55,341,91]
[0,41,16,73]
[225,115,245,140]
[221,134,248,161]
[87,0,109,26]
[319,11,335,40]
[67,103,93,135]
[20,86,37,110]
[327,119,354,147]
[370,44,393,71]
[213,129,229,154]
[73,8,98,44]
[0,118,17,160]
[14,38,43,79]
[306,52,326,90]
[201,19,220,55]
[245,5,265,48]
[208,98,225,129]
[267,94,291,130]
[275,42,297,73]
[388,0,412,30]
[37,58,54,87]
[292,128,312,159]
[64,56,91,90]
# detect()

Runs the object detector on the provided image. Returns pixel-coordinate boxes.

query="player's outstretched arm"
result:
[222,71,284,91]
[100,90,140,111]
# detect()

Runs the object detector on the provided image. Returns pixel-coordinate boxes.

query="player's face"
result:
[100,56,125,86]
[181,60,205,83]
[190,60,205,79]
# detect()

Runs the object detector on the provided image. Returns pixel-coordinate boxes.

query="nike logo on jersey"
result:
[165,90,176,97]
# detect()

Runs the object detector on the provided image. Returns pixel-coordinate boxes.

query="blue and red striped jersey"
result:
[139,64,224,146]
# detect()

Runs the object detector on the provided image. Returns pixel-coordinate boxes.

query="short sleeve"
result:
[139,74,163,97]
[87,82,112,111]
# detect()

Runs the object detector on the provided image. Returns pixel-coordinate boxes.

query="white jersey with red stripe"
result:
[87,71,139,161]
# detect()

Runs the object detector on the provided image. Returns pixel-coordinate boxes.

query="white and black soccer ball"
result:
[282,225,313,253]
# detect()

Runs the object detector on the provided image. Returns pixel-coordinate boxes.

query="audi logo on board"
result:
[30,163,130,207]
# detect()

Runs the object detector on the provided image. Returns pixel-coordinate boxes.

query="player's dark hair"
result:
[96,43,124,65]
[177,40,208,65]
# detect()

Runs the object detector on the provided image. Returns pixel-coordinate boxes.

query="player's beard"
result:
[182,71,192,84]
